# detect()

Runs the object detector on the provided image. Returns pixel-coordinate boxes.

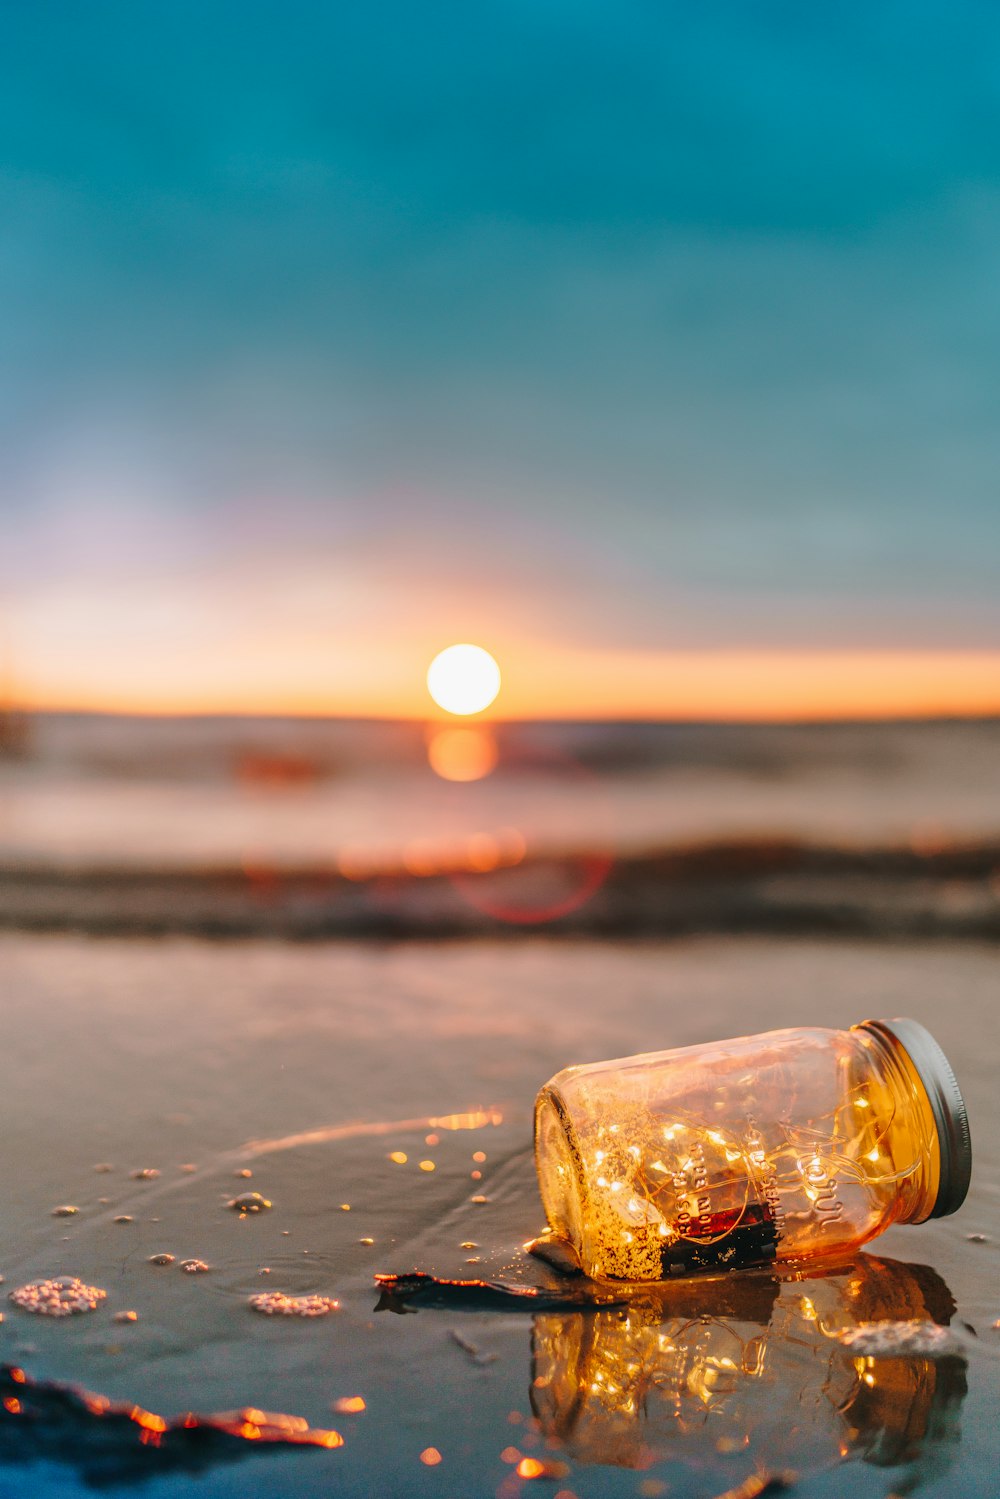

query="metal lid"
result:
[856,1018,972,1219]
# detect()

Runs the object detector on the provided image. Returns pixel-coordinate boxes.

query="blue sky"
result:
[2,3,999,708]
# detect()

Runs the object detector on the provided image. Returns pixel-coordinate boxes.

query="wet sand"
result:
[1,934,996,1498]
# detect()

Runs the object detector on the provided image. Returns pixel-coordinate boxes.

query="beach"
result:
[1,929,997,1498]
[1,717,998,1497]
[7,6,999,1492]
[4,716,1000,942]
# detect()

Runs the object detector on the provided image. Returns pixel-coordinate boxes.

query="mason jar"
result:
[534,1018,971,1281]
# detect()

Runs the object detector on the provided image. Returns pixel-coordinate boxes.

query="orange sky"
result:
[15,643,1000,721]
[5,9,1000,732]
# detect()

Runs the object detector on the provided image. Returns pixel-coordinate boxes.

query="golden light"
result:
[332,1396,367,1414]
[427,725,498,781]
[534,1019,959,1282]
[426,644,501,716]
[465,832,501,872]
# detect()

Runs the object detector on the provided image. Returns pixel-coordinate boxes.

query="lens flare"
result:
[426,645,501,716]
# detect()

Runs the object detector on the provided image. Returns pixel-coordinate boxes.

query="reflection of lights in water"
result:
[339,830,527,881]
[529,1256,966,1478]
[447,746,614,925]
[453,848,612,925]
[426,644,501,716]
[337,845,401,881]
[342,725,614,927]
[402,840,440,876]
[427,725,499,781]
[466,832,500,871]
[332,1396,366,1414]
[0,1364,346,1473]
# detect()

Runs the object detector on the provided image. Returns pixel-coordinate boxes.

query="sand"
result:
[0,933,996,1498]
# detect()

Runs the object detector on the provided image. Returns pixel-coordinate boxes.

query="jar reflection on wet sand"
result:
[530,1254,967,1477]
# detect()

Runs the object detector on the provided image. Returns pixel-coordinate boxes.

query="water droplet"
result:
[332,1396,366,1414]
[228,1192,272,1213]
[147,1253,175,1267]
[113,1310,139,1324]
[470,1195,490,1204]
[420,1447,442,1466]
[419,1161,436,1173]
[180,1259,210,1274]
[130,1169,160,1181]
[234,1169,253,1179]
[460,1242,479,1250]
[339,1204,351,1212]
[518,1457,568,1480]
[358,1238,375,1246]
[113,1215,133,1225]
[967,1232,990,1243]
[248,1292,340,1317]
[51,1206,79,1217]
[93,1163,114,1174]
[9,1277,107,1316]
[179,1163,198,1173]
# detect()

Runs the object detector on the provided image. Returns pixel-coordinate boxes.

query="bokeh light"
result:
[427,725,499,782]
[426,645,501,716]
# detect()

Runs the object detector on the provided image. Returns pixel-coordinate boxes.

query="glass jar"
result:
[534,1018,971,1281]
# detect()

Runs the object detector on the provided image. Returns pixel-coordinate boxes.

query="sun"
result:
[426,644,501,716]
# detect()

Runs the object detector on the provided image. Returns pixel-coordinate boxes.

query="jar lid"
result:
[856,1018,972,1219]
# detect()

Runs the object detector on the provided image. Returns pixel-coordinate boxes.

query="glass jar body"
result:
[534,1025,941,1281]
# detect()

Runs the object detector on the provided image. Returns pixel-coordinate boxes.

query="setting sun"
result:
[426,644,501,716]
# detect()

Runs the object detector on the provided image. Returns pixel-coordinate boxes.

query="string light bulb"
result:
[534,1019,971,1281]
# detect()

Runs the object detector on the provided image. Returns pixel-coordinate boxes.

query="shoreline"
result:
[4,836,999,941]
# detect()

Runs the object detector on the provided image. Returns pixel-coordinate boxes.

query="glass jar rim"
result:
[853,1018,972,1219]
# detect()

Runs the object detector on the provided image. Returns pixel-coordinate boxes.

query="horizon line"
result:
[13,704,1000,728]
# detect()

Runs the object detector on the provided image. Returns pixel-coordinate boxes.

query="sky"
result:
[2,2,999,717]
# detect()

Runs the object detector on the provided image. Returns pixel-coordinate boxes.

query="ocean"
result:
[2,713,1000,939]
